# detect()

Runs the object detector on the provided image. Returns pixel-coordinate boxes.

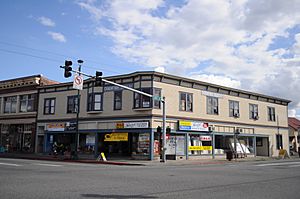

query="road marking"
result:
[256,161,300,167]
[0,162,21,167]
[288,164,300,168]
[34,163,63,167]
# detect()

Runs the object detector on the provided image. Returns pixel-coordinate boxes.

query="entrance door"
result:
[256,137,269,156]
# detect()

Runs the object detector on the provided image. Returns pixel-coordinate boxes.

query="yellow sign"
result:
[116,123,124,129]
[104,133,128,141]
[189,146,212,151]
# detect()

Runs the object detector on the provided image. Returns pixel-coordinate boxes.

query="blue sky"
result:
[1,0,300,117]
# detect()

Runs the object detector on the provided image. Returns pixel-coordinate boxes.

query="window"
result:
[207,96,218,115]
[20,94,36,112]
[44,98,55,115]
[114,91,122,110]
[268,107,276,121]
[87,93,102,111]
[134,88,151,109]
[4,96,17,113]
[229,100,239,117]
[179,92,193,112]
[153,88,161,109]
[249,104,259,119]
[67,95,79,113]
[276,134,283,150]
[0,97,1,113]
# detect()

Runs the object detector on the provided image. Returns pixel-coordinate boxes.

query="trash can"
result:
[226,150,233,161]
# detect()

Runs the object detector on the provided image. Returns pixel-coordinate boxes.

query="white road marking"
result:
[0,162,22,167]
[288,164,300,168]
[256,161,300,167]
[34,163,63,167]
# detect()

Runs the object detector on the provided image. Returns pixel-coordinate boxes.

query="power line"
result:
[0,41,134,75]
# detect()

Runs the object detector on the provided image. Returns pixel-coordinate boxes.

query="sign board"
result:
[104,83,133,92]
[86,134,95,145]
[104,133,128,141]
[116,121,149,129]
[189,146,213,151]
[47,123,65,131]
[65,122,77,131]
[179,121,209,132]
[73,74,83,90]
[200,136,212,141]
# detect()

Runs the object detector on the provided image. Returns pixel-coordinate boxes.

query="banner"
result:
[188,146,212,151]
[179,121,209,132]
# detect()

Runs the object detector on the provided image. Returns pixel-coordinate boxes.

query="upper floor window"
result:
[87,93,102,111]
[4,96,17,113]
[179,92,193,112]
[20,94,36,112]
[0,97,2,113]
[207,96,218,115]
[268,107,276,121]
[153,88,162,109]
[249,104,259,120]
[67,95,79,113]
[44,98,55,115]
[114,91,122,110]
[134,88,151,109]
[229,100,239,117]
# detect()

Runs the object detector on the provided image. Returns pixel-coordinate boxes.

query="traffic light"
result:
[95,71,103,86]
[156,126,162,133]
[64,60,73,78]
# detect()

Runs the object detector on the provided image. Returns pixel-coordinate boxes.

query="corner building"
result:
[36,72,290,160]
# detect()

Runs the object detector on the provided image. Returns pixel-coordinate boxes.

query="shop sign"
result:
[86,134,95,145]
[104,133,128,142]
[116,121,149,129]
[47,123,65,131]
[179,121,209,132]
[200,136,212,141]
[65,122,77,131]
[189,146,212,151]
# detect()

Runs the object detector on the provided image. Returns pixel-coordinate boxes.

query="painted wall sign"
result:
[178,121,209,132]
[104,133,128,142]
[116,121,149,129]
[65,122,77,131]
[189,146,212,151]
[104,83,133,92]
[47,123,65,131]
[202,90,223,98]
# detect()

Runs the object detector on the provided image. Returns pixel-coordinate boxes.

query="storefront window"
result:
[166,134,185,156]
[188,134,212,155]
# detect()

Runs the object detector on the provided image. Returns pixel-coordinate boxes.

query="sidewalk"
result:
[0,152,298,166]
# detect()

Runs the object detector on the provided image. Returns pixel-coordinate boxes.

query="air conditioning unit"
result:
[254,115,259,120]
[213,109,218,114]
[234,113,240,118]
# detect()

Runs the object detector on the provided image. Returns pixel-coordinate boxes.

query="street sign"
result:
[73,74,83,90]
[153,96,162,101]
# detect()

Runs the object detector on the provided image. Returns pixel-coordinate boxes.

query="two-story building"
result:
[0,75,58,153]
[288,117,300,154]
[36,71,290,160]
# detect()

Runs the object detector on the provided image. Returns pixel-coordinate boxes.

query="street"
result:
[0,158,300,199]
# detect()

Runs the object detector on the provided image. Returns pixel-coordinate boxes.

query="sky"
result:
[0,0,300,118]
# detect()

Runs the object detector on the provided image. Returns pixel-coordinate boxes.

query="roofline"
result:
[38,71,291,103]
[0,74,42,83]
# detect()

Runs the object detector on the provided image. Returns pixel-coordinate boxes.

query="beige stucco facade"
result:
[36,71,290,160]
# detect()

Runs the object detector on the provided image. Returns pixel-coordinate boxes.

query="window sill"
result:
[87,110,103,114]
[133,108,153,111]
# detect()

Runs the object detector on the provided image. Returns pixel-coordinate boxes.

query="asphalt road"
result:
[0,158,300,199]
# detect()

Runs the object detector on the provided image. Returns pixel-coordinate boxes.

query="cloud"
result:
[79,0,300,116]
[37,16,55,27]
[47,31,66,42]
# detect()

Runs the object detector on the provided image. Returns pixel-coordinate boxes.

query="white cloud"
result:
[38,16,55,27]
[47,31,66,43]
[79,0,300,114]
[154,66,165,73]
